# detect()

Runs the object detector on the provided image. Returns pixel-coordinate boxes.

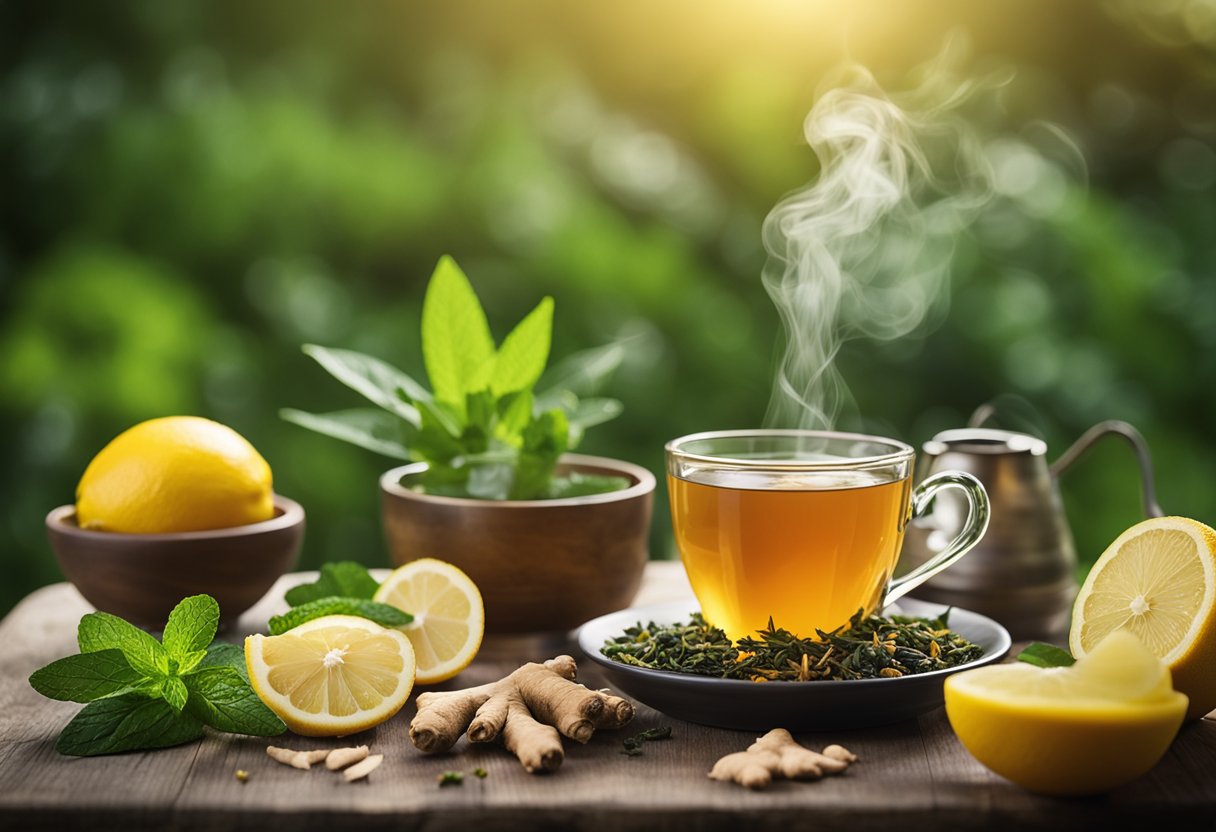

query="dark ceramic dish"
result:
[46,494,305,631]
[576,598,1012,733]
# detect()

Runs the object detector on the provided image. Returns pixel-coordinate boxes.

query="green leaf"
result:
[198,642,249,682]
[161,676,189,713]
[184,666,286,737]
[77,612,170,679]
[28,649,148,703]
[490,296,553,397]
[547,472,631,499]
[268,596,412,635]
[535,341,627,408]
[284,561,380,606]
[301,344,426,426]
[421,255,496,408]
[1016,642,1076,668]
[55,694,204,756]
[281,407,412,461]
[567,397,623,431]
[497,390,533,438]
[162,595,219,666]
[510,409,570,500]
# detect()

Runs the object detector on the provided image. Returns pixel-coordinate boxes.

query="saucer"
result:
[575,598,1012,733]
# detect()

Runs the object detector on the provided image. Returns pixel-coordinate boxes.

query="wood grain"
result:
[0,563,1213,831]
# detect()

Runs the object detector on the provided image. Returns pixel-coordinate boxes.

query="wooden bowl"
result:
[380,454,655,636]
[46,494,305,631]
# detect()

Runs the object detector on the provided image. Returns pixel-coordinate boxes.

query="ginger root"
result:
[409,655,634,773]
[709,728,857,790]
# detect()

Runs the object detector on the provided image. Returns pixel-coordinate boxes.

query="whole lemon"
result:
[76,416,275,534]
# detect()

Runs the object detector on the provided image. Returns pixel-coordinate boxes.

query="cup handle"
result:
[882,471,990,609]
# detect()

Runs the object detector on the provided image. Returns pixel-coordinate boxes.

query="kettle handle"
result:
[968,405,1164,519]
[1048,420,1164,518]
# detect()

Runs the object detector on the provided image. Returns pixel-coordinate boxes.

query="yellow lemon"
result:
[245,615,416,737]
[1069,515,1216,720]
[944,630,1187,796]
[373,558,484,684]
[76,415,274,534]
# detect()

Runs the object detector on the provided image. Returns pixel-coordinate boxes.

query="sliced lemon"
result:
[944,630,1188,795]
[373,558,484,684]
[1069,515,1216,720]
[245,615,416,737]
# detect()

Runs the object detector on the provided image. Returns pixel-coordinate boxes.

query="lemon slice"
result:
[1069,515,1216,720]
[245,615,416,737]
[373,558,484,684]
[944,630,1187,795]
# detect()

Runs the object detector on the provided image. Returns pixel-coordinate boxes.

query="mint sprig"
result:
[269,596,412,635]
[284,560,380,606]
[281,255,630,500]
[29,595,286,756]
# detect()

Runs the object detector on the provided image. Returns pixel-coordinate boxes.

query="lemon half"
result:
[373,558,484,685]
[1069,515,1216,720]
[945,630,1187,796]
[245,615,416,737]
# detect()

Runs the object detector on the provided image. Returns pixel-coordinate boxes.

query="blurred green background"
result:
[3,0,1214,618]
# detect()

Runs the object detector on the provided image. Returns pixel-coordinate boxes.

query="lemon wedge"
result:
[373,558,484,685]
[945,629,1187,795]
[1070,515,1216,720]
[245,615,416,737]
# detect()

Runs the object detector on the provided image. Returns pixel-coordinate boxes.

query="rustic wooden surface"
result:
[1,561,1214,832]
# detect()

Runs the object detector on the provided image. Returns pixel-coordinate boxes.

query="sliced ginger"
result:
[709,728,858,790]
[408,655,634,773]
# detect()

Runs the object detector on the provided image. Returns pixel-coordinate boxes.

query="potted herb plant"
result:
[281,256,655,635]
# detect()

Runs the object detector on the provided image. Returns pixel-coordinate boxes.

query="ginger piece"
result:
[342,754,383,782]
[409,655,634,773]
[326,745,370,771]
[709,729,857,790]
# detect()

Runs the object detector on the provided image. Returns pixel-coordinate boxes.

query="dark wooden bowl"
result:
[380,454,655,636]
[46,494,305,631]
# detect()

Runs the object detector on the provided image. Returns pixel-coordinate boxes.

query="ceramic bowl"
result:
[380,453,655,635]
[46,494,305,631]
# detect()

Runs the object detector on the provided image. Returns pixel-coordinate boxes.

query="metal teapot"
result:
[900,404,1164,642]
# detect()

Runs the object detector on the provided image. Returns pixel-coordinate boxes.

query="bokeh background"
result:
[3,0,1215,618]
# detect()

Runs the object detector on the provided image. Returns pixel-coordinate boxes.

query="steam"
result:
[762,53,997,431]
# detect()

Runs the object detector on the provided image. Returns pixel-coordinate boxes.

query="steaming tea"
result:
[670,471,911,642]
[666,430,990,644]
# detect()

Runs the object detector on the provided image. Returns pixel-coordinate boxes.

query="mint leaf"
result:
[184,666,286,737]
[199,642,249,682]
[497,390,533,438]
[566,397,623,432]
[281,407,412,460]
[490,296,553,397]
[535,340,627,407]
[55,694,204,756]
[162,595,219,666]
[77,611,169,678]
[421,255,495,408]
[1016,642,1076,668]
[284,561,380,606]
[269,596,412,635]
[29,649,148,703]
[161,676,189,713]
[301,344,426,425]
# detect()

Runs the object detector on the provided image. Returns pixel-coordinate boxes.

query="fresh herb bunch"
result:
[28,595,285,756]
[282,255,629,501]
[603,610,985,681]
[269,560,410,635]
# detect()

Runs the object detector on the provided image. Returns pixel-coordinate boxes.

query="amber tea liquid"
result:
[669,470,912,642]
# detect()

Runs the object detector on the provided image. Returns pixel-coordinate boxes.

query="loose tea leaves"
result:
[602,610,984,681]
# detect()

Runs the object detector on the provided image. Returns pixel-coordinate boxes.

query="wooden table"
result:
[1,562,1213,831]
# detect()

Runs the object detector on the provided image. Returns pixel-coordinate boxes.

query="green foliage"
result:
[268,596,412,635]
[1016,642,1076,668]
[282,256,629,500]
[28,595,285,756]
